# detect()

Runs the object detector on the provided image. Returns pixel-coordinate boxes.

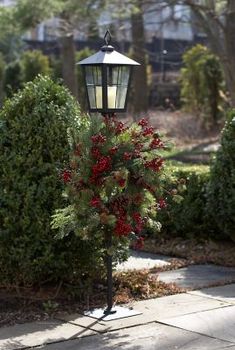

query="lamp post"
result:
[77,31,141,321]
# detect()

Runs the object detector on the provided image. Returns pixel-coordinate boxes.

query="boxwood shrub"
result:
[158,163,217,239]
[0,75,87,287]
[207,110,235,241]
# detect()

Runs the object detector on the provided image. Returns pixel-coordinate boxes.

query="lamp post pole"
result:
[77,31,140,318]
[104,230,115,314]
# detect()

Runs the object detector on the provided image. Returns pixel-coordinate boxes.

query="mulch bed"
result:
[142,237,235,267]
[1,237,234,329]
[0,259,187,329]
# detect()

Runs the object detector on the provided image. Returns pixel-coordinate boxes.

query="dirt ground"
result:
[125,110,222,150]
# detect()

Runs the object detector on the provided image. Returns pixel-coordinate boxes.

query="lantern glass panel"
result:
[107,66,131,109]
[85,66,103,109]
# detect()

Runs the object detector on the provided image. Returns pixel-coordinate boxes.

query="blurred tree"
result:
[4,60,23,97]
[108,0,149,115]
[0,0,104,99]
[21,50,51,82]
[161,0,235,106]
[131,0,148,116]
[181,44,225,127]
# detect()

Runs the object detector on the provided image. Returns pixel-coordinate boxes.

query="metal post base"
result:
[103,307,117,315]
[84,306,142,321]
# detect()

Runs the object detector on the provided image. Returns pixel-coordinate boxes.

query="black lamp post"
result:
[77,30,140,115]
[77,31,141,321]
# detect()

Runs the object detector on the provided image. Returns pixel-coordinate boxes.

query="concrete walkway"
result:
[1,251,235,350]
[1,284,235,349]
[117,250,172,270]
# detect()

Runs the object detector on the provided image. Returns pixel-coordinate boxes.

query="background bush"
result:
[157,163,217,240]
[181,44,226,128]
[4,50,51,98]
[0,75,83,287]
[21,49,51,83]
[207,109,235,241]
[4,60,22,97]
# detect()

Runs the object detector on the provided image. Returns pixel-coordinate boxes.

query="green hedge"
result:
[207,110,235,241]
[0,76,81,286]
[158,163,217,239]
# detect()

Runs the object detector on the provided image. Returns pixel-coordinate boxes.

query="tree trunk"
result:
[60,34,78,99]
[131,0,148,118]
[223,0,235,106]
[184,0,235,106]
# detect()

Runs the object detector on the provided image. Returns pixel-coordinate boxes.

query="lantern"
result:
[77,30,140,114]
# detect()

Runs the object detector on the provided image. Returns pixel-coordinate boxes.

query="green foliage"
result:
[76,48,94,111]
[0,33,25,62]
[0,75,81,286]
[4,50,51,97]
[158,163,215,239]
[50,55,62,80]
[21,50,51,83]
[207,109,235,241]
[181,44,226,128]
[14,0,62,30]
[4,60,22,97]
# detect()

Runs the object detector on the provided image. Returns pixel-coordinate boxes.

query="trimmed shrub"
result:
[158,163,215,239]
[21,50,51,82]
[0,75,81,286]
[207,109,235,241]
[181,44,226,128]
[4,60,23,97]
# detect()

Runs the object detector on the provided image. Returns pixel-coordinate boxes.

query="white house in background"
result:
[0,0,15,6]
[98,3,193,43]
[0,0,194,43]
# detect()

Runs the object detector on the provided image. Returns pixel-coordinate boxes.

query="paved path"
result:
[158,264,235,288]
[117,250,172,270]
[2,251,235,350]
[1,284,235,349]
[118,250,235,290]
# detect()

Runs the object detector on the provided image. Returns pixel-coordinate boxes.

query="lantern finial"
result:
[101,30,114,52]
[104,30,112,46]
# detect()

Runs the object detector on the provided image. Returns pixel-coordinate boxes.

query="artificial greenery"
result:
[181,44,226,128]
[207,109,235,241]
[52,115,167,254]
[0,75,81,286]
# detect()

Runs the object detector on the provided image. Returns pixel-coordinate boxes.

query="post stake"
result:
[104,230,116,315]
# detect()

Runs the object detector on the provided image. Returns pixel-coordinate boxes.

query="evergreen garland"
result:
[52,115,167,251]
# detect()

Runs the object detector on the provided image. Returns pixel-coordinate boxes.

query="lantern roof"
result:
[77,30,140,66]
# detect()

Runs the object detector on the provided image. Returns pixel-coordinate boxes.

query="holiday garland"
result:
[53,115,167,250]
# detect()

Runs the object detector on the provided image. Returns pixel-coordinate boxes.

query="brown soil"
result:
[143,237,235,267]
[124,110,222,149]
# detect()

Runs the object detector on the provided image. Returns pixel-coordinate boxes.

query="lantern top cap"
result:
[101,30,114,52]
[77,30,140,66]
